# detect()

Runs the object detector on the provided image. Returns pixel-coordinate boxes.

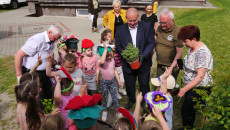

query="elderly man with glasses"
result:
[15,25,63,110]
[155,9,184,80]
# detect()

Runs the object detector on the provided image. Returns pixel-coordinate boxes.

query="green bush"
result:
[121,43,139,63]
[194,73,230,129]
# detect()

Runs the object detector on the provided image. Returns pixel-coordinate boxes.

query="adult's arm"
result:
[169,47,183,72]
[142,25,155,59]
[177,67,206,97]
[15,49,28,76]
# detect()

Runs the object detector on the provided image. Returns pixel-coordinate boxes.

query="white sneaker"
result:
[116,112,122,118]
[117,93,122,99]
[119,88,127,95]
[102,111,108,121]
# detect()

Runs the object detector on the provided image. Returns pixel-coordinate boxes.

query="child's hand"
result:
[102,41,108,50]
[118,82,123,88]
[55,75,61,83]
[136,92,143,103]
[79,84,87,96]
[152,106,163,119]
[37,53,42,65]
[46,51,53,63]
[162,67,171,80]
[51,108,60,115]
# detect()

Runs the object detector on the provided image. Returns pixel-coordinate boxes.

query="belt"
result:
[22,66,46,73]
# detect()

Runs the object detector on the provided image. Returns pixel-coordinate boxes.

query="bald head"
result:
[126,8,139,28]
[126,8,138,16]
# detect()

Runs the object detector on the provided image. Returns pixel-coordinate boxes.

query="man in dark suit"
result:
[115,8,155,111]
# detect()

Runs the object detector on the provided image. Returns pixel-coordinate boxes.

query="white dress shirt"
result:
[129,24,138,47]
[21,31,54,71]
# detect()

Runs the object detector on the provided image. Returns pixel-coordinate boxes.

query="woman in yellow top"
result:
[103,0,127,39]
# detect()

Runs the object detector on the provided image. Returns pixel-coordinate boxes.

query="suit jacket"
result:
[115,21,155,74]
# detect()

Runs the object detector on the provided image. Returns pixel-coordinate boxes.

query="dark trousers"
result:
[123,68,150,107]
[157,64,179,80]
[181,87,212,128]
[92,9,98,28]
[22,66,53,110]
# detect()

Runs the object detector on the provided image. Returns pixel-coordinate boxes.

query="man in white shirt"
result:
[15,25,63,109]
[115,8,155,112]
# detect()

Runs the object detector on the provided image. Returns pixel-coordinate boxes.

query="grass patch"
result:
[0,56,17,94]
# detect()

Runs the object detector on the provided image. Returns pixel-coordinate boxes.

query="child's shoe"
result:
[102,111,108,121]
[117,93,122,99]
[119,88,127,95]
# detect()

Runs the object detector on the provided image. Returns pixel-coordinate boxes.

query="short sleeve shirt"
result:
[21,31,54,70]
[184,45,213,86]
[99,59,115,80]
[140,14,158,31]
[156,24,183,66]
[57,69,84,96]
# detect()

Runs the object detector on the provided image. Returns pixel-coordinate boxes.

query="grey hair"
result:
[112,0,121,6]
[160,9,174,20]
[48,25,63,35]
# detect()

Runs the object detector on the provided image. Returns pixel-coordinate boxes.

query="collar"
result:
[128,23,138,30]
[44,31,51,43]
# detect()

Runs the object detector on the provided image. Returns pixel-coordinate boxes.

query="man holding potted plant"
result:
[115,8,155,111]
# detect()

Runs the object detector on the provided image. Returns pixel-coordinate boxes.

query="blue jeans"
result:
[100,78,119,111]
[165,96,173,130]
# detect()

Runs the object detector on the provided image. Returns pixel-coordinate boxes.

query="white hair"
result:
[160,9,174,20]
[48,25,63,35]
[112,0,121,6]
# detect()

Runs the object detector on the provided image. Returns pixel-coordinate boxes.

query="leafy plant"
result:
[41,99,56,114]
[194,73,230,129]
[121,43,139,63]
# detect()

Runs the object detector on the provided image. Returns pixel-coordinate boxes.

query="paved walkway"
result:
[0,6,104,58]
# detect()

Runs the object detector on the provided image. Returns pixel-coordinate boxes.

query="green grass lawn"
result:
[0,0,230,129]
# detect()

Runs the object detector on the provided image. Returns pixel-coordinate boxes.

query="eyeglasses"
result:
[159,20,171,25]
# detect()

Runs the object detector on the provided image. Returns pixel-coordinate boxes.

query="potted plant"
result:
[121,43,140,69]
